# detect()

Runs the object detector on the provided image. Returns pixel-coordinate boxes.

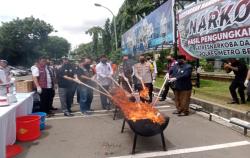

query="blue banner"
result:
[121,0,175,56]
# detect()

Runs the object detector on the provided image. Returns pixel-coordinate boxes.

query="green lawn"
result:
[155,76,250,112]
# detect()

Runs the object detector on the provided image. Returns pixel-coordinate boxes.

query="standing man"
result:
[0,60,11,83]
[118,55,135,93]
[169,55,192,116]
[134,55,154,103]
[57,56,76,116]
[75,58,94,115]
[244,69,250,102]
[32,56,55,116]
[224,59,248,104]
[146,56,157,83]
[0,60,6,84]
[160,55,177,101]
[96,55,113,110]
[47,59,58,111]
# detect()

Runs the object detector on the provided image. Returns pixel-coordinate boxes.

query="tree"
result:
[85,26,103,57]
[43,36,71,59]
[102,19,112,54]
[0,16,54,65]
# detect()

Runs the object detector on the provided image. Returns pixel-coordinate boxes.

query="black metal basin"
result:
[126,116,170,137]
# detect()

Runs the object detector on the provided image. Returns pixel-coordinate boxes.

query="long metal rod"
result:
[152,77,169,106]
[81,75,111,95]
[123,76,135,94]
[109,76,124,90]
[64,76,112,98]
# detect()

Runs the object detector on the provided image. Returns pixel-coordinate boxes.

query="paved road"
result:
[15,75,250,158]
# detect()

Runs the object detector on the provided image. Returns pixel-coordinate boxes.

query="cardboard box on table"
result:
[16,80,33,93]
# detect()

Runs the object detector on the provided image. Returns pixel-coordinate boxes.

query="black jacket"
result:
[171,63,193,91]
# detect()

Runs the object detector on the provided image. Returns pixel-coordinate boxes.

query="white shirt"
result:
[0,69,6,84]
[96,62,113,86]
[31,65,52,88]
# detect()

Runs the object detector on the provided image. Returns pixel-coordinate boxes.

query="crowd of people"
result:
[0,54,249,118]
[29,54,195,117]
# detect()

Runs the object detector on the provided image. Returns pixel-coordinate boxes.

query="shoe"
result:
[64,112,74,117]
[81,111,91,115]
[159,98,165,101]
[227,101,239,104]
[48,111,55,115]
[46,114,54,118]
[241,101,246,104]
[178,113,189,117]
[88,109,94,112]
[68,109,73,113]
[172,111,181,115]
[50,107,58,110]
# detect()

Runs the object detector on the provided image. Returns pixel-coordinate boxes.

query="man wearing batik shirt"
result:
[118,55,136,93]
[32,56,55,116]
[96,55,113,110]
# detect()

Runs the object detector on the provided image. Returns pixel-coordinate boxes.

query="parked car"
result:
[9,66,29,76]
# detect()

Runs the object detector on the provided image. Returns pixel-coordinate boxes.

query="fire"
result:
[139,87,149,99]
[110,87,165,124]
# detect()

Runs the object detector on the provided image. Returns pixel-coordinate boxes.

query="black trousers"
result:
[40,88,54,114]
[161,82,174,100]
[99,85,110,109]
[229,80,245,103]
[137,83,153,103]
[67,86,77,111]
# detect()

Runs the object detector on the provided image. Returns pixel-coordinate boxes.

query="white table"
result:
[0,93,33,158]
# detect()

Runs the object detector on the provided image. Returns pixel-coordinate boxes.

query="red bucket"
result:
[6,144,23,158]
[16,115,41,141]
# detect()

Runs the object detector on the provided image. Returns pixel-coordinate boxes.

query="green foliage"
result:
[103,19,112,54]
[204,62,214,72]
[85,26,104,57]
[156,49,171,74]
[43,36,71,59]
[108,48,122,64]
[0,16,54,66]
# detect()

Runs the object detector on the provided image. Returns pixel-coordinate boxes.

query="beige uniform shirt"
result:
[134,62,153,84]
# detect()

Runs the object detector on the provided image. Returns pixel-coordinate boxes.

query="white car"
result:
[9,66,28,76]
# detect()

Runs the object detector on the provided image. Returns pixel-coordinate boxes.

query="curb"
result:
[154,87,250,122]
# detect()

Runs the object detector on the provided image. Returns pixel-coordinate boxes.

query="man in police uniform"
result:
[75,58,94,115]
[134,55,154,103]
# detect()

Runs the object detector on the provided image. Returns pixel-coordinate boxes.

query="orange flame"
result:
[139,87,149,99]
[110,87,165,124]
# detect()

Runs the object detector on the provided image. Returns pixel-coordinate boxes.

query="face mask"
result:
[101,60,107,64]
[167,59,172,63]
[177,59,184,65]
[85,64,91,69]
[140,59,145,63]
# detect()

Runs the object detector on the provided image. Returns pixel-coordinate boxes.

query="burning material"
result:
[110,87,165,124]
[139,87,149,99]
